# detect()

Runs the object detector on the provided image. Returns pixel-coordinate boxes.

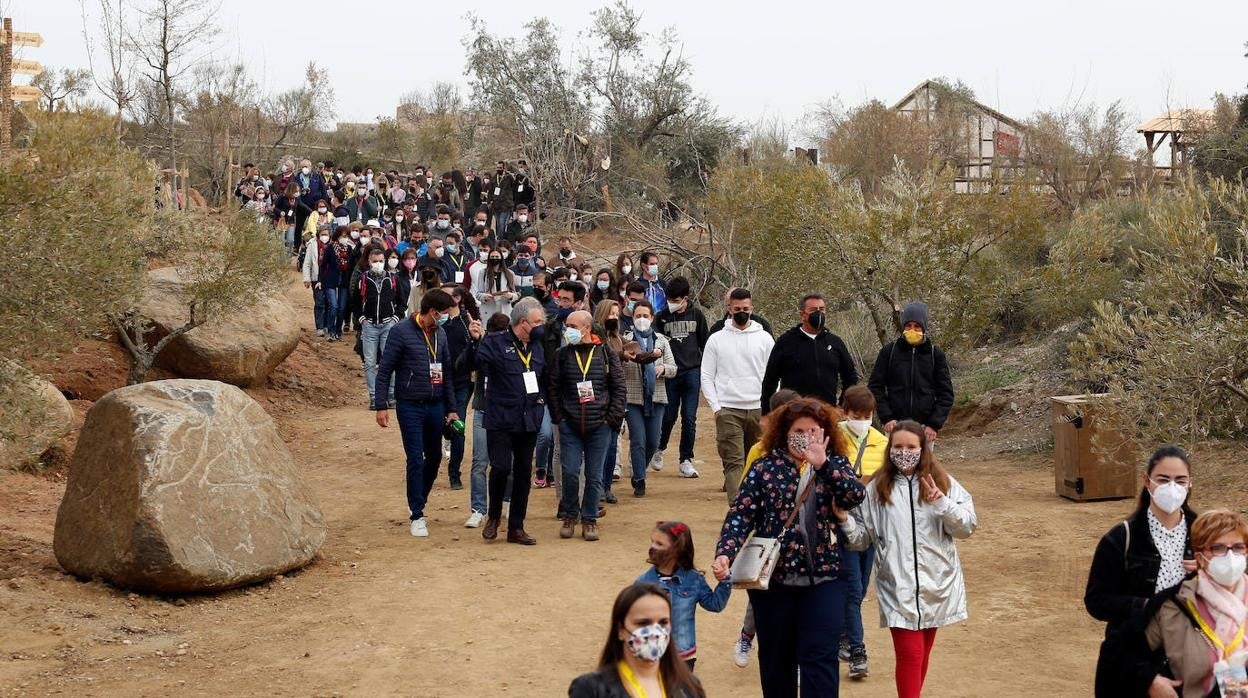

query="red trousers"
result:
[890,627,938,698]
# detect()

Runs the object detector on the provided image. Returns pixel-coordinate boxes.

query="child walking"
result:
[636,521,732,671]
[838,420,978,698]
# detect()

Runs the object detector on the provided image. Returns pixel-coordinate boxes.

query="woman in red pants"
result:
[837,420,978,697]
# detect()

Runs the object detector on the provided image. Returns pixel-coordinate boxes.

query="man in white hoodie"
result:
[701,287,775,502]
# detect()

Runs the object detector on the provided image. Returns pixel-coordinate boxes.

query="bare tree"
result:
[1024,101,1134,214]
[31,67,91,112]
[263,62,333,157]
[127,0,220,204]
[80,0,137,134]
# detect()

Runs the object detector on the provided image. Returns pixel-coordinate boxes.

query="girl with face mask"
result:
[568,583,705,698]
[1126,510,1248,698]
[471,251,518,320]
[1085,445,1197,697]
[837,420,977,698]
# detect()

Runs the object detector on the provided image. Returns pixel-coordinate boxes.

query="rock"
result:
[133,268,299,387]
[53,380,326,594]
[0,361,73,469]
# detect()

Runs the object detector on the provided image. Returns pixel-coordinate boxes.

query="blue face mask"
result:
[596,280,610,291]
[626,300,637,312]
[557,306,574,321]
[436,313,450,326]
[563,327,582,345]
[446,244,458,254]
[647,264,659,277]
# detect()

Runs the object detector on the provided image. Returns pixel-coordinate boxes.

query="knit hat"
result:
[901,301,929,331]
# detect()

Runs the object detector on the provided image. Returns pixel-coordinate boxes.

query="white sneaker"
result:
[410,518,429,537]
[613,463,622,478]
[649,452,665,472]
[464,511,485,528]
[443,446,451,459]
[678,460,699,478]
[734,635,753,668]
[316,328,325,337]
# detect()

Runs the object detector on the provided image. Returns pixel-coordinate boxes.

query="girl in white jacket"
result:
[838,420,977,698]
[471,251,519,319]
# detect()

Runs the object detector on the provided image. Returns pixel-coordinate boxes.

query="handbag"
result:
[729,473,817,591]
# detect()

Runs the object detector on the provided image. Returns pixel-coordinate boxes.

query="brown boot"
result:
[582,522,600,542]
[507,529,537,545]
[559,516,577,539]
[482,517,500,541]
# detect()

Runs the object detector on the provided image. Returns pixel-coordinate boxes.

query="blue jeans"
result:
[470,409,489,513]
[323,287,341,337]
[749,579,847,698]
[603,426,620,496]
[535,407,554,476]
[395,399,446,520]
[558,423,610,523]
[496,211,512,239]
[334,285,350,334]
[660,369,700,462]
[842,544,876,653]
[446,383,471,479]
[626,403,664,486]
[284,225,296,256]
[361,320,395,402]
[312,286,327,331]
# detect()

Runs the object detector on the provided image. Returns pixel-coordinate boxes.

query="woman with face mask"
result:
[837,420,977,698]
[1118,510,1248,698]
[593,300,626,504]
[1085,445,1197,697]
[471,250,519,320]
[589,268,616,311]
[713,398,867,697]
[568,583,705,698]
[620,300,677,499]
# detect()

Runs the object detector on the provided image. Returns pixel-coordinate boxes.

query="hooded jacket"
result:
[761,325,858,408]
[867,302,955,430]
[842,472,977,630]
[546,335,627,433]
[699,319,774,412]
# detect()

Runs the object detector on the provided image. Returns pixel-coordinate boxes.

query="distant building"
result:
[893,79,1027,191]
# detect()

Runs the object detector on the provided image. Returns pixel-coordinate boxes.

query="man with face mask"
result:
[490,161,517,235]
[420,238,452,283]
[513,159,536,209]
[346,177,380,223]
[296,158,328,234]
[700,287,774,502]
[505,203,532,243]
[760,293,858,409]
[867,301,954,444]
[428,204,454,240]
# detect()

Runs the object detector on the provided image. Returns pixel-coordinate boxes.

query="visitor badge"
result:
[493,187,501,196]
[455,271,465,284]
[522,370,539,394]
[577,380,595,404]
[1213,656,1248,696]
[430,362,443,385]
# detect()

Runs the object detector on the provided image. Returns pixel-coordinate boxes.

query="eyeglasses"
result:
[1203,543,1248,556]
[1150,476,1192,487]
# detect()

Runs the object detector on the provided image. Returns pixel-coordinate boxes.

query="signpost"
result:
[0,18,43,153]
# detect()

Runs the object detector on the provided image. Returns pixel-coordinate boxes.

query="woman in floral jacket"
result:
[712,398,866,698]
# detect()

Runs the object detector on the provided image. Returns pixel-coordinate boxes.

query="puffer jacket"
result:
[545,337,626,433]
[842,473,976,630]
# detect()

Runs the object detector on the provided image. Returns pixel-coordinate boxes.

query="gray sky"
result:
[13,0,1248,139]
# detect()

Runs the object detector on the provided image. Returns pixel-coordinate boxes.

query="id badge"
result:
[493,187,501,196]
[455,271,465,284]
[517,184,524,193]
[522,370,539,394]
[1214,657,1248,697]
[430,362,443,385]
[577,380,595,403]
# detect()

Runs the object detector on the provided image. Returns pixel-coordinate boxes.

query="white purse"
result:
[729,477,816,590]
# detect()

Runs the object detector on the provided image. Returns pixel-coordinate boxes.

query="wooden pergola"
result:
[1138,109,1215,172]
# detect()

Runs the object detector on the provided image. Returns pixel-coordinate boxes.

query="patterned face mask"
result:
[891,448,921,474]
[626,623,670,662]
[787,432,810,455]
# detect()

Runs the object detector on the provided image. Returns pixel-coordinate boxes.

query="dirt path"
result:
[0,279,1142,696]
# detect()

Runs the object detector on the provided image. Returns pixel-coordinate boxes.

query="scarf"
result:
[635,327,657,416]
[1196,570,1248,655]
[333,243,350,272]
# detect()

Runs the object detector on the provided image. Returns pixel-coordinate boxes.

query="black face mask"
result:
[534,288,548,300]
[807,310,825,330]
[732,311,750,326]
[488,258,503,266]
[605,318,619,333]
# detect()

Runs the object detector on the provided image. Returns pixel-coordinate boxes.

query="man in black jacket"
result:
[761,293,858,409]
[867,301,955,442]
[654,276,709,477]
[546,310,626,542]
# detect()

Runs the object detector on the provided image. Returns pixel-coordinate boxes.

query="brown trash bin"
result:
[1052,394,1138,501]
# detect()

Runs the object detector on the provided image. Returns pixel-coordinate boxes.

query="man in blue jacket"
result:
[375,289,462,539]
[463,296,548,545]
[295,158,328,234]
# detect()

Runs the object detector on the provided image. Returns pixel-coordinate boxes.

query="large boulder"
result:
[134,267,299,387]
[0,361,73,469]
[53,379,326,593]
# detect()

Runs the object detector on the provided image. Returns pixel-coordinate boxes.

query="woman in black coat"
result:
[1084,445,1197,697]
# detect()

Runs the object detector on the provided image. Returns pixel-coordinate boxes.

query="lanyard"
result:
[450,253,464,268]
[417,317,438,360]
[513,342,533,371]
[1186,599,1247,659]
[616,661,667,698]
[573,346,594,380]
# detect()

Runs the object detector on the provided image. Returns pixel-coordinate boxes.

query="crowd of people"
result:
[248,157,1244,697]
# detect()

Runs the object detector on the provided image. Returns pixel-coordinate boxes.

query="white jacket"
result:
[700,320,773,412]
[471,263,518,319]
[301,239,320,283]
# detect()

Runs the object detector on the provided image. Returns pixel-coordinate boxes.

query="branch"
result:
[1219,377,1248,404]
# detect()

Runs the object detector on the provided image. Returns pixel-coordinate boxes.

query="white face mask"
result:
[569,273,579,281]
[319,235,329,244]
[1206,551,1247,587]
[1150,480,1189,514]
[621,264,632,275]
[517,214,528,224]
[479,251,490,262]
[387,258,399,269]
[433,247,445,258]
[360,236,372,245]
[350,231,360,240]
[396,215,404,222]
[317,208,327,214]
[632,317,652,333]
[846,419,872,437]
[370,261,384,274]
[301,167,311,175]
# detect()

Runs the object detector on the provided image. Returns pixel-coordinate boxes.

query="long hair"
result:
[590,267,617,306]
[758,398,848,463]
[652,521,697,572]
[596,583,704,698]
[485,254,515,294]
[450,285,480,322]
[1132,445,1194,519]
[873,420,951,506]
[594,300,623,351]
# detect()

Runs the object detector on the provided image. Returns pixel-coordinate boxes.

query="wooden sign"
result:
[10,85,42,102]
[11,59,41,76]
[0,31,42,47]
